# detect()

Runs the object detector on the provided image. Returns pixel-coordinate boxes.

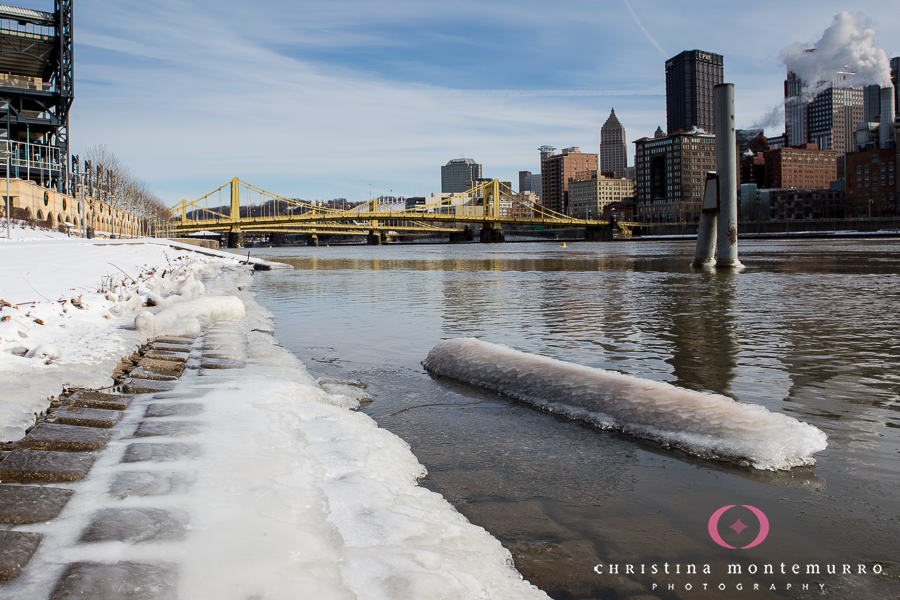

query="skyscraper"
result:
[441,158,482,194]
[864,85,882,123]
[600,108,627,177]
[539,147,597,215]
[784,69,864,178]
[892,57,900,119]
[665,50,724,134]
[518,171,543,195]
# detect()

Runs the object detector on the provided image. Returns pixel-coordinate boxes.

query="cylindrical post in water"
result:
[714,83,741,268]
[692,172,718,266]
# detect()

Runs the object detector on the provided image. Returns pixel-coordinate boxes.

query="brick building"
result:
[540,147,597,215]
[762,144,838,189]
[845,147,898,217]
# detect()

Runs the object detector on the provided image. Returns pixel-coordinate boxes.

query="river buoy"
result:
[560,242,567,248]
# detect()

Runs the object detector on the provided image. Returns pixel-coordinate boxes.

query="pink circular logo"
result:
[708,505,770,549]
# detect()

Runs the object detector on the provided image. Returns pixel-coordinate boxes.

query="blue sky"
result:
[47,0,900,204]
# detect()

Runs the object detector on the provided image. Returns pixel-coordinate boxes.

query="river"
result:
[245,239,900,600]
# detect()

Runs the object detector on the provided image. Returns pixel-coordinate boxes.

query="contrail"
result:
[622,0,667,59]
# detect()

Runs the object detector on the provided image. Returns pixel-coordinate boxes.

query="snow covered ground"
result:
[0,225,548,599]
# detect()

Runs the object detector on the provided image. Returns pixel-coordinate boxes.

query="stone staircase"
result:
[0,325,248,599]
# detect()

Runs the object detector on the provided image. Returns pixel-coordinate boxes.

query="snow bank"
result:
[134,296,246,338]
[423,338,828,471]
[0,233,248,441]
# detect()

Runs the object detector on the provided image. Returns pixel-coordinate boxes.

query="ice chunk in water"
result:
[423,338,827,471]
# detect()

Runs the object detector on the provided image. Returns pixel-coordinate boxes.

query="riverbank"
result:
[0,229,547,599]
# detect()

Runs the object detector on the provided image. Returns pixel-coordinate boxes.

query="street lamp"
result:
[1,144,11,239]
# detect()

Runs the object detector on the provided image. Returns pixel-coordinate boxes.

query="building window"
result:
[881,164,886,186]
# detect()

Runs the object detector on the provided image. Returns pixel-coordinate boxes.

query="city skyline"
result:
[65,0,900,204]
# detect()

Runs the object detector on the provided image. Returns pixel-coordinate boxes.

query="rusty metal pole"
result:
[714,83,741,268]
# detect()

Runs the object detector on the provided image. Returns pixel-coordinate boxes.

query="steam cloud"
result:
[780,12,892,94]
[750,104,785,133]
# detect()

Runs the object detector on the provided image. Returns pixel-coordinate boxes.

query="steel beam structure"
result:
[0,1,73,192]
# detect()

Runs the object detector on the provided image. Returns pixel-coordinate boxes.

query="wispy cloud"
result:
[69,0,900,203]
[622,0,667,59]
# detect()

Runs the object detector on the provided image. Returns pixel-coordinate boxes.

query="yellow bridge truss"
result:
[171,178,633,239]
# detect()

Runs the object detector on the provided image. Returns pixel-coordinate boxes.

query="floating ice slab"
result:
[423,338,828,471]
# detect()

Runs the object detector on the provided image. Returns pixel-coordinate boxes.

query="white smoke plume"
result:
[780,12,892,95]
[749,104,784,133]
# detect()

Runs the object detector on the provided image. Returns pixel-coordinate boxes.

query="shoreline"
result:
[0,232,550,599]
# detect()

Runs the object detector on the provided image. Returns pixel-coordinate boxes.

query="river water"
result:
[246,239,900,600]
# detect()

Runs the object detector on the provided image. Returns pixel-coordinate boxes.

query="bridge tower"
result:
[228,177,243,248]
[480,179,504,243]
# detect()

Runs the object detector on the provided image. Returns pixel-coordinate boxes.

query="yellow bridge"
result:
[171,178,633,246]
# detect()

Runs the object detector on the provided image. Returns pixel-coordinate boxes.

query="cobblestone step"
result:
[0,449,94,483]
[0,531,42,582]
[133,421,201,438]
[136,358,185,377]
[121,442,201,463]
[145,403,203,418]
[199,358,246,370]
[68,391,133,411]
[108,471,194,498]
[126,367,180,381]
[16,422,110,452]
[81,508,189,543]
[47,406,124,428]
[149,343,195,353]
[49,562,177,600]
[154,336,195,346]
[0,486,73,524]
[144,349,188,363]
[123,379,178,394]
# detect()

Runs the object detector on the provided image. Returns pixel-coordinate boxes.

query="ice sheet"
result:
[423,338,828,471]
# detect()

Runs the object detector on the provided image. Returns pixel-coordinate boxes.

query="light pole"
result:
[2,146,11,239]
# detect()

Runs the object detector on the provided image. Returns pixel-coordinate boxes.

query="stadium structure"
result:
[0,1,73,192]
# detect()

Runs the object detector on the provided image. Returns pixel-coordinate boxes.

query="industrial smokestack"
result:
[881,86,896,149]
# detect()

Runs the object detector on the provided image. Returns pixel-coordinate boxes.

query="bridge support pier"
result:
[449,226,474,243]
[479,224,504,243]
[307,234,319,247]
[367,230,382,245]
[585,226,613,241]
[227,229,244,248]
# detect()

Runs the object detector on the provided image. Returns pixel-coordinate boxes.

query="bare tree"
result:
[81,145,171,238]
